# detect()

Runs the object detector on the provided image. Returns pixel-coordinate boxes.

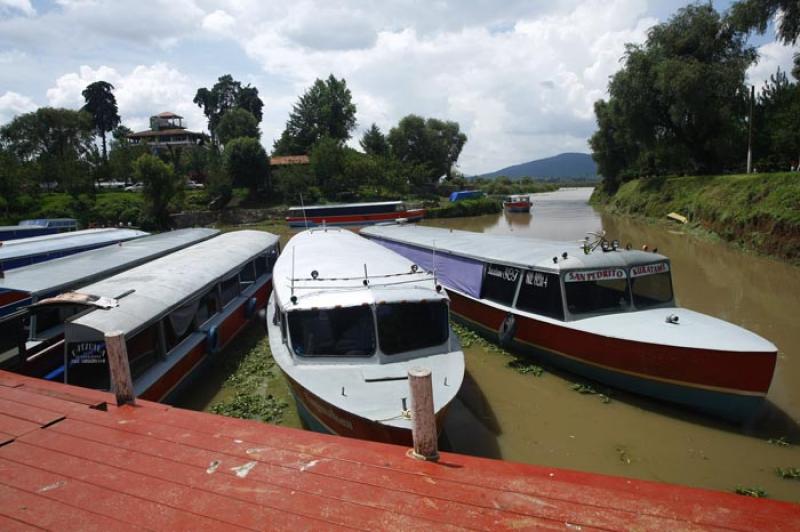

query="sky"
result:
[0,0,796,174]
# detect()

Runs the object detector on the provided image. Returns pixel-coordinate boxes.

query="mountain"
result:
[478,152,598,180]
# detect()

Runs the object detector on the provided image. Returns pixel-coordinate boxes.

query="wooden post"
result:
[408,367,439,461]
[104,330,135,406]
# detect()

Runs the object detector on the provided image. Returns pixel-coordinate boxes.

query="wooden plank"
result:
[1,439,351,532]
[0,482,137,532]
[42,418,575,531]
[0,513,44,531]
[0,375,23,388]
[0,431,15,446]
[0,398,64,427]
[0,413,41,438]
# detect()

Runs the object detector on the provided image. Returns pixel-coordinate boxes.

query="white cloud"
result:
[0,0,35,16]
[0,91,37,125]
[202,9,235,34]
[46,64,207,134]
[747,41,797,92]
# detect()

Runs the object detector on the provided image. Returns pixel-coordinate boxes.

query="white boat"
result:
[268,228,464,445]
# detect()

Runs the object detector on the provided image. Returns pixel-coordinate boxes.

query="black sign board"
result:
[66,341,110,389]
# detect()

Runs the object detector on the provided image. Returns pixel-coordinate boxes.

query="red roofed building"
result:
[127,112,208,149]
[270,154,310,166]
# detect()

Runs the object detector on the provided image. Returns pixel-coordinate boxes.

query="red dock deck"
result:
[0,370,797,531]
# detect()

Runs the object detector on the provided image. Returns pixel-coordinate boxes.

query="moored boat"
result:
[0,218,77,241]
[268,227,464,445]
[27,230,279,402]
[503,194,532,212]
[361,224,778,422]
[286,200,425,227]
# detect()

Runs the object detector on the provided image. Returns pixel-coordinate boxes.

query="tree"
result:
[728,0,800,79]
[216,108,260,146]
[194,75,264,143]
[0,107,94,193]
[81,81,121,162]
[360,123,390,156]
[273,75,357,155]
[387,114,467,184]
[589,4,756,187]
[134,153,181,229]
[756,68,800,169]
[108,126,147,184]
[224,137,270,197]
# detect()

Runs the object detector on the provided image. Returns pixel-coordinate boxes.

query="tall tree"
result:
[134,153,181,229]
[590,4,756,187]
[224,137,270,197]
[194,75,264,144]
[728,0,800,79]
[387,114,467,183]
[81,81,121,161]
[273,75,357,155]
[216,108,260,146]
[360,123,390,156]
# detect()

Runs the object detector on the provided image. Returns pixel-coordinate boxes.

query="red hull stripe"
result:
[448,291,774,395]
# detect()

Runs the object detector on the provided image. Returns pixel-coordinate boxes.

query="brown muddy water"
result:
[176,188,800,502]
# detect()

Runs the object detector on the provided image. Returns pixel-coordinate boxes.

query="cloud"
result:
[46,63,207,134]
[747,41,797,92]
[0,91,37,125]
[202,9,235,35]
[0,0,35,16]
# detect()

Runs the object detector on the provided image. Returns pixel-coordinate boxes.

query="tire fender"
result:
[498,313,517,348]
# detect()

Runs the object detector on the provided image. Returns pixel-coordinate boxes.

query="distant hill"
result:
[478,152,598,181]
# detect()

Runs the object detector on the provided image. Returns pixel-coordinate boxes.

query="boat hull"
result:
[283,371,448,447]
[286,209,425,228]
[503,201,531,212]
[447,290,774,422]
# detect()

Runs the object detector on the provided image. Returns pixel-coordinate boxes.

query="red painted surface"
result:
[0,370,796,530]
[503,200,531,211]
[449,291,776,394]
[286,209,426,226]
[0,290,27,308]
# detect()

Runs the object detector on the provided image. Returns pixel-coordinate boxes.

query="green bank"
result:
[591,172,800,262]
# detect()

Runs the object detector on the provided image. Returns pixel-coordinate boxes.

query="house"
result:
[127,112,207,149]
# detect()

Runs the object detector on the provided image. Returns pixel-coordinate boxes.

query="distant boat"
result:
[0,218,78,241]
[503,194,532,212]
[448,190,484,202]
[286,200,425,228]
[30,230,279,402]
[268,228,464,445]
[361,224,778,422]
[0,228,219,378]
[0,228,147,271]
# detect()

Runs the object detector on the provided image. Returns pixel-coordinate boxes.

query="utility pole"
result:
[746,85,754,174]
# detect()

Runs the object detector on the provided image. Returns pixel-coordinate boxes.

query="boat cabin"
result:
[361,225,674,322]
[449,190,484,202]
[272,228,451,363]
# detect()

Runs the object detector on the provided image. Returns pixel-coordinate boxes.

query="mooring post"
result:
[408,367,439,461]
[105,330,135,406]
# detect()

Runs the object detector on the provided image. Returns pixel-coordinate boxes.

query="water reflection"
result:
[430,187,800,502]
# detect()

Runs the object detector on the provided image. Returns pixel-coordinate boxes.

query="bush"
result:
[427,197,502,218]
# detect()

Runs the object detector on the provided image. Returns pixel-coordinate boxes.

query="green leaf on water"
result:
[767,436,791,447]
[775,467,800,480]
[734,486,768,498]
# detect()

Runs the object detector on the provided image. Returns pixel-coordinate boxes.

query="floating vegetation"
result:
[616,446,632,464]
[734,486,768,498]
[767,436,791,447]
[507,359,544,376]
[571,383,612,403]
[775,467,800,480]
[211,392,287,423]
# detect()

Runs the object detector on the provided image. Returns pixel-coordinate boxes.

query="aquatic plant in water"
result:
[734,486,768,498]
[775,467,800,480]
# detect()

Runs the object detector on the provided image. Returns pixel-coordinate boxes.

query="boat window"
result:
[0,314,25,366]
[481,263,521,306]
[564,269,630,315]
[288,306,375,357]
[127,323,159,379]
[255,254,268,278]
[631,264,673,308]
[515,271,564,320]
[31,304,87,339]
[240,260,256,287]
[194,289,219,326]
[377,301,449,355]
[220,276,241,307]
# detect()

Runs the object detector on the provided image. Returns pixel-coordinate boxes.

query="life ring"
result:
[498,313,517,347]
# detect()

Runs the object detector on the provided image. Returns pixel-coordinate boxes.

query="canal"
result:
[175,187,800,502]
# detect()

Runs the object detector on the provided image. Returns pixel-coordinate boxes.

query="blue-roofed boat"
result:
[448,190,484,202]
[0,228,147,272]
[0,218,78,241]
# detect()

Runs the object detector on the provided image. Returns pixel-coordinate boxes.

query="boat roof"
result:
[17,218,77,226]
[65,230,279,336]
[273,228,445,311]
[287,201,402,212]
[361,224,669,274]
[1,228,120,246]
[0,228,219,297]
[0,228,148,261]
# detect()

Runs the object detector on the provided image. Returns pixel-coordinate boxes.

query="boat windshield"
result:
[630,263,673,308]
[288,306,375,357]
[564,268,630,316]
[376,301,449,355]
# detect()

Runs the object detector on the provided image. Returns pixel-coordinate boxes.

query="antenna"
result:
[291,246,296,298]
[299,193,309,230]
[363,263,369,286]
[432,240,438,286]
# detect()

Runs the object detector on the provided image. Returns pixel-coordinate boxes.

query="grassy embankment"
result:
[592,172,800,262]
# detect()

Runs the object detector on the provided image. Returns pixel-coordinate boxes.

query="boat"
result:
[0,227,148,271]
[0,228,220,378]
[268,227,464,445]
[361,225,778,422]
[449,190,484,202]
[286,200,425,228]
[0,218,78,241]
[503,194,532,212]
[31,230,279,402]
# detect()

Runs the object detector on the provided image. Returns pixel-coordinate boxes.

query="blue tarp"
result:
[448,190,484,202]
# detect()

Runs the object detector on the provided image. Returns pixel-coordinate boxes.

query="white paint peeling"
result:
[230,461,257,478]
[206,460,221,474]
[300,459,320,472]
[246,447,269,455]
[38,480,66,492]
